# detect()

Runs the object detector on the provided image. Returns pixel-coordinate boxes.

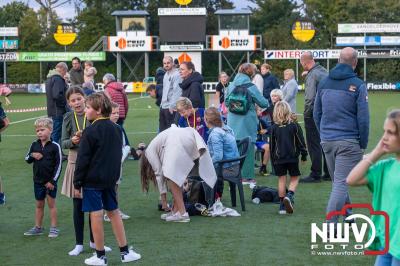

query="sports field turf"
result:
[0,92,399,265]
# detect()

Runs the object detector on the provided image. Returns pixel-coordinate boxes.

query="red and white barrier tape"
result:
[5,107,47,113]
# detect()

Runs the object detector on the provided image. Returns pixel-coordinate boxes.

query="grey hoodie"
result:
[304,63,327,118]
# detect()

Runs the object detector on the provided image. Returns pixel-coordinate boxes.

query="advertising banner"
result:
[210,35,257,51]
[107,36,153,52]
[336,36,400,46]
[338,23,400,33]
[160,44,203,51]
[0,27,18,36]
[264,50,341,59]
[0,40,18,49]
[158,8,206,16]
[0,52,18,61]
[18,52,106,61]
[264,49,400,59]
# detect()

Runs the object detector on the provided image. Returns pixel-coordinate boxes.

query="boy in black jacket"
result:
[270,101,307,215]
[74,92,141,265]
[24,118,62,237]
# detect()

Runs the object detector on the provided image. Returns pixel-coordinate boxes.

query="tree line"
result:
[1,0,400,84]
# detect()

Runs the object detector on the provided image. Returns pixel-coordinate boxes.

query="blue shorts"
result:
[82,187,118,212]
[34,182,57,201]
[255,141,268,151]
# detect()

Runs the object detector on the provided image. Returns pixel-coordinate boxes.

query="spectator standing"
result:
[215,72,229,107]
[179,61,205,108]
[225,63,269,185]
[155,67,165,107]
[261,63,280,108]
[160,56,182,132]
[299,52,330,183]
[69,57,84,86]
[281,69,298,114]
[45,62,69,144]
[314,47,370,225]
[103,73,128,127]
[251,66,264,94]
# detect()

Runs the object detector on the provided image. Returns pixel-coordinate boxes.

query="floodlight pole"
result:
[115,16,122,81]
[144,52,149,78]
[363,21,367,82]
[218,52,222,73]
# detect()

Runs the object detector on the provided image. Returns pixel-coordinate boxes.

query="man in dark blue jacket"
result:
[314,47,369,224]
[261,63,280,108]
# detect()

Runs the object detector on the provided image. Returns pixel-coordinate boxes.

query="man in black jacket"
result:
[179,61,205,108]
[45,62,68,144]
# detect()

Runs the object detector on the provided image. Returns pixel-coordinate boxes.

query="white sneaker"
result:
[119,210,130,220]
[160,211,174,220]
[165,212,190,223]
[89,242,112,252]
[121,249,141,263]
[84,254,107,266]
[103,214,110,222]
[68,244,84,256]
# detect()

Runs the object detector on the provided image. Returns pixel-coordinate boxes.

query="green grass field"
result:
[0,92,399,266]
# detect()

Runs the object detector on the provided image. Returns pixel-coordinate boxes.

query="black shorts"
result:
[34,182,57,201]
[274,162,301,177]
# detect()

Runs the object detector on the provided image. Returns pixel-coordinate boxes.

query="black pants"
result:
[73,198,94,245]
[304,117,329,178]
[159,108,178,132]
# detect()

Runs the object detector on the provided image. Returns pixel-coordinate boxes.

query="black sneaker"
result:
[259,165,266,175]
[322,174,332,181]
[283,194,294,214]
[278,202,286,215]
[299,175,322,183]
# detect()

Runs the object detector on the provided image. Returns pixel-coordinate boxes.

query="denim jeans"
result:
[375,253,400,266]
[51,116,63,144]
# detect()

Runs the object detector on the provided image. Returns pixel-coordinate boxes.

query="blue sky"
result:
[1,0,257,20]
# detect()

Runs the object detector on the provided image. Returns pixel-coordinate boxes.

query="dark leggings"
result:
[73,198,94,245]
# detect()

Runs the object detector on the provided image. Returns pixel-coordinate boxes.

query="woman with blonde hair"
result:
[204,107,239,199]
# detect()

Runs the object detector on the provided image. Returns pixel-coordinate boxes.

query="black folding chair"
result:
[215,137,250,211]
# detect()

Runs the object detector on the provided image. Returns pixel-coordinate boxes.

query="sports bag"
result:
[251,186,280,203]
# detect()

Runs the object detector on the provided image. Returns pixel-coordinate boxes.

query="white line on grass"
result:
[2,134,36,137]
[9,115,46,125]
[128,96,150,101]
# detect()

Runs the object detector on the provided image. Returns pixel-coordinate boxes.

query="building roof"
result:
[111,10,149,17]
[215,9,252,15]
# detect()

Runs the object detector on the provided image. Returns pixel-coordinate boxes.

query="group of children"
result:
[23,89,140,265]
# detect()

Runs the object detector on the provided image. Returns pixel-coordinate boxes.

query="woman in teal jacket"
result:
[226,63,269,184]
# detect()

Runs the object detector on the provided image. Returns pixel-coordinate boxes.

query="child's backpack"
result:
[251,186,280,203]
[226,83,253,115]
